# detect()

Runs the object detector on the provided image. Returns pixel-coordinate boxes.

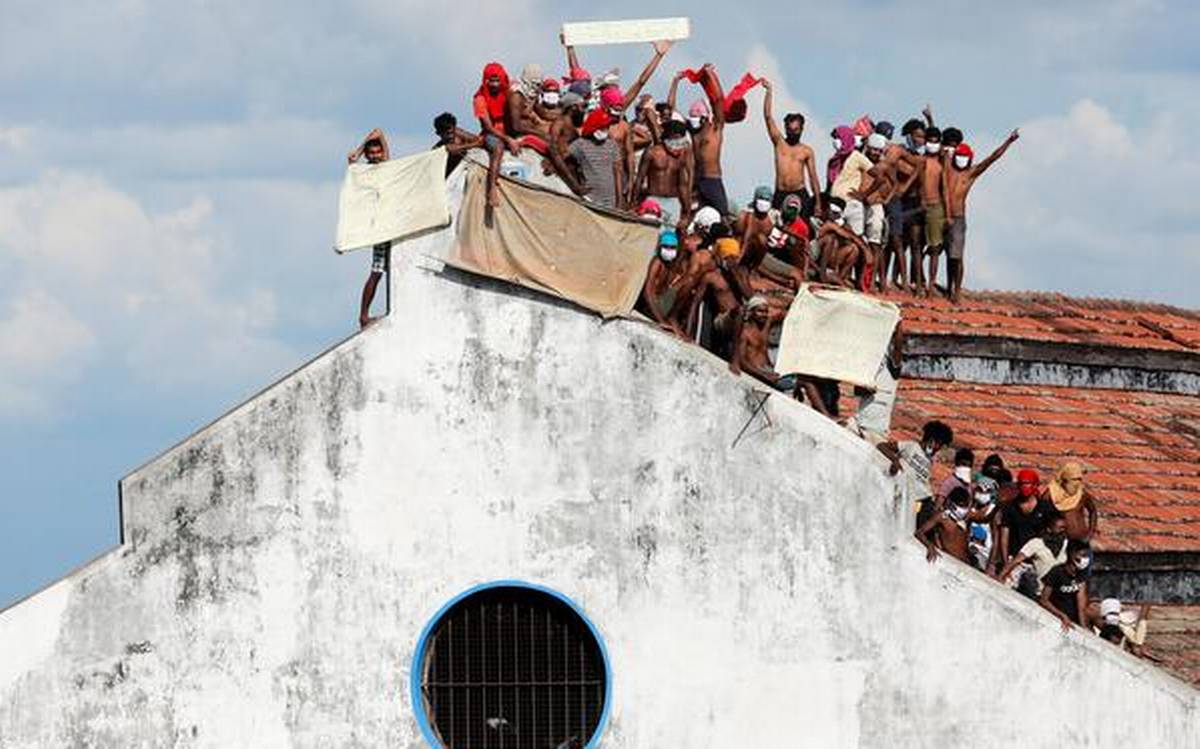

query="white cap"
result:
[692,206,721,231]
[866,133,887,150]
[1100,598,1122,618]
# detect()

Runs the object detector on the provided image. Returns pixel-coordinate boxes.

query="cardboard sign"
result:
[561,18,690,47]
[775,285,901,388]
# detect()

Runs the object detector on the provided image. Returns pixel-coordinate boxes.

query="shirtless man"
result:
[762,79,821,214]
[729,297,830,414]
[639,229,689,339]
[633,118,693,230]
[944,130,1020,303]
[856,119,926,292]
[738,186,804,290]
[817,198,871,287]
[347,129,390,328]
[919,126,950,297]
[507,64,552,142]
[669,64,728,215]
[917,487,973,564]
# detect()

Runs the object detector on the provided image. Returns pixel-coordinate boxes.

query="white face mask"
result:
[907,136,922,152]
[950,504,970,521]
[754,199,771,213]
[660,247,678,262]
[974,491,993,506]
[593,129,609,142]
[923,443,936,458]
[1076,555,1090,571]
[954,466,972,482]
[832,138,842,153]
[1104,613,1119,626]
[954,155,970,169]
[542,92,560,106]
[688,116,702,130]
[925,142,941,155]
[854,135,863,148]
[664,137,688,150]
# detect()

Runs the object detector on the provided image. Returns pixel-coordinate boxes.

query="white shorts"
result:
[844,199,866,236]
[865,203,884,244]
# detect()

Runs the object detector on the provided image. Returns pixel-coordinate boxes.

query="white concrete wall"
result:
[1,183,1197,747]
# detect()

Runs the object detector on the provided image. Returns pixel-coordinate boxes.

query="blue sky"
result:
[1,0,1198,609]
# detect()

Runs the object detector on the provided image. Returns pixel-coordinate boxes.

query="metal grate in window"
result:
[419,586,607,749]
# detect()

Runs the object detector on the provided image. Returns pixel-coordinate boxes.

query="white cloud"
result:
[0,172,299,417]
[0,289,95,417]
[968,98,1199,304]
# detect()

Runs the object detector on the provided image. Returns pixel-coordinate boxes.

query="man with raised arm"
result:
[762,79,821,215]
[347,129,391,328]
[943,129,1020,303]
[669,64,729,215]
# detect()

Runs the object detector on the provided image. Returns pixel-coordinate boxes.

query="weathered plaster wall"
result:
[1,180,1197,747]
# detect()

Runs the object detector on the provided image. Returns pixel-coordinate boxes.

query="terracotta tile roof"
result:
[1139,604,1200,687]
[889,380,1200,553]
[882,290,1200,353]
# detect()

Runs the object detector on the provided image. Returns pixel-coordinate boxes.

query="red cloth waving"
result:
[679,68,763,123]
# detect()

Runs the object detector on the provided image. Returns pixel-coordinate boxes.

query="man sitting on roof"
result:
[568,110,623,209]
[737,186,805,291]
[347,128,391,329]
[817,198,870,288]
[1043,461,1098,542]
[474,62,523,207]
[508,64,554,144]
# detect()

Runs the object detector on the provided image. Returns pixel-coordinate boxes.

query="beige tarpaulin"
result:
[335,148,449,252]
[448,161,657,319]
[775,285,901,388]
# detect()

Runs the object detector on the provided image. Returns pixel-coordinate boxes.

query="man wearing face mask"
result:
[639,230,689,340]
[634,118,693,231]
[508,63,552,143]
[856,119,927,292]
[474,62,523,208]
[737,186,804,290]
[1043,461,1098,542]
[668,64,729,216]
[765,194,813,277]
[567,110,623,209]
[762,79,821,215]
[937,448,976,510]
[878,420,954,533]
[917,487,973,564]
[1039,541,1093,631]
[944,130,1021,303]
[993,471,1059,586]
[918,126,948,297]
[549,91,585,165]
[998,513,1070,599]
[817,197,870,287]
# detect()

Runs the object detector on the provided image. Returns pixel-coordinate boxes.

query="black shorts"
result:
[696,176,730,216]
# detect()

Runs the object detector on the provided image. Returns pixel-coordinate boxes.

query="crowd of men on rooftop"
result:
[883,421,1150,650]
[343,36,1163,654]
[349,39,1020,331]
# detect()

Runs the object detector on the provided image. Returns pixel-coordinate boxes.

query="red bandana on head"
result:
[475,62,511,127]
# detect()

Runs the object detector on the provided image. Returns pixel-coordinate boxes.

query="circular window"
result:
[411,583,610,749]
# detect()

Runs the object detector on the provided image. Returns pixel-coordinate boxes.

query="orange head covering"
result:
[714,237,741,261]
[475,62,511,125]
[1049,462,1086,511]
